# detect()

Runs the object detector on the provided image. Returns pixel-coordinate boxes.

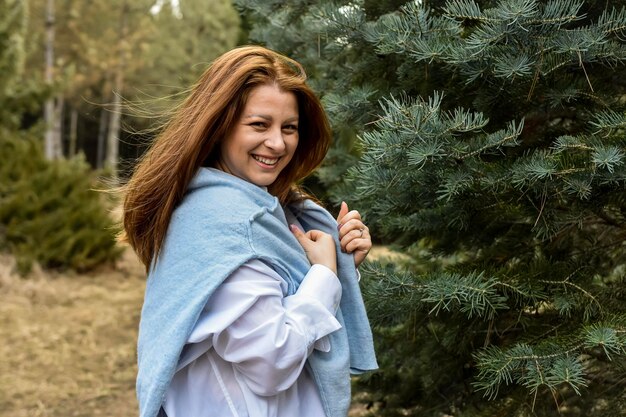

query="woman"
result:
[122,46,377,417]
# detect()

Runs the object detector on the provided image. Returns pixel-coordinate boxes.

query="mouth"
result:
[252,154,280,166]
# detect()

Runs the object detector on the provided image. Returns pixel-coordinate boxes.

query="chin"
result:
[250,175,279,187]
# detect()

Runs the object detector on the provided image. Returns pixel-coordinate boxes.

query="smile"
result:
[252,155,280,166]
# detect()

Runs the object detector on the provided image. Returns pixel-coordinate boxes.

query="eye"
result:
[249,121,267,129]
[283,124,298,133]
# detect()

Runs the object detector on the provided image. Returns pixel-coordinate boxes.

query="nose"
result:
[264,128,286,153]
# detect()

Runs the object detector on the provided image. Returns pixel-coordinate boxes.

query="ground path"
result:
[1,247,392,417]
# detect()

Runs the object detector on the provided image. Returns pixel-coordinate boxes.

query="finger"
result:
[306,229,328,242]
[339,210,362,224]
[336,201,349,224]
[340,233,372,253]
[339,224,372,253]
[338,219,366,240]
[345,236,372,255]
[337,211,363,233]
[290,224,308,244]
[340,226,364,245]
[354,249,369,268]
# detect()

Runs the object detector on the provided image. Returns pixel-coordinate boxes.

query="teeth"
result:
[252,155,279,165]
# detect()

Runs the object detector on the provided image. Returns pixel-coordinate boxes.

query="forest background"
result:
[1,0,626,417]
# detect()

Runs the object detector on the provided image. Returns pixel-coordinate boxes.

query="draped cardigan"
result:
[136,167,377,417]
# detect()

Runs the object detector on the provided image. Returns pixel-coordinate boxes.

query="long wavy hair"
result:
[121,46,332,269]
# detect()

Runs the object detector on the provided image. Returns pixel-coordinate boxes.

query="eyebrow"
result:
[244,114,299,122]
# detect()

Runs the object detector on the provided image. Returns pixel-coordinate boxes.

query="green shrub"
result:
[0,131,121,273]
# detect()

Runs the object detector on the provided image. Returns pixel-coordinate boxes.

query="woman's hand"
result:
[336,201,371,268]
[290,225,338,275]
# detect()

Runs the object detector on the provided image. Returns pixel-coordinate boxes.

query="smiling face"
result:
[216,84,299,187]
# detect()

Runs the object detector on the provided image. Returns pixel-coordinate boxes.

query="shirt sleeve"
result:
[184,259,343,396]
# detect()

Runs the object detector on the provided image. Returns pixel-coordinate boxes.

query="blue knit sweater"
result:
[136,168,377,417]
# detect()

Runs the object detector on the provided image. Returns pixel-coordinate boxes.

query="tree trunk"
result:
[105,77,122,176]
[97,75,111,169]
[105,1,129,179]
[43,0,57,160]
[69,107,78,157]
[97,104,108,169]
[53,93,64,158]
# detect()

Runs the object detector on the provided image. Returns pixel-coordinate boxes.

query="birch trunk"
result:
[105,2,129,179]
[69,107,78,157]
[53,93,64,158]
[97,75,111,169]
[97,104,108,169]
[43,0,57,160]
[105,77,122,176]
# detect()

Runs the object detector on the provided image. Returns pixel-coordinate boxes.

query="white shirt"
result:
[163,259,343,417]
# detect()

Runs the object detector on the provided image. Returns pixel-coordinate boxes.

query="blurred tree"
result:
[237,0,626,416]
[141,0,240,94]
[24,0,239,173]
[43,0,63,160]
[27,0,155,168]
[0,134,123,273]
[1,0,121,273]
[105,0,134,178]
[0,0,41,131]
[0,0,26,98]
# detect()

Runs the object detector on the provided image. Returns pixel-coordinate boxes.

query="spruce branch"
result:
[361,262,512,324]
[596,7,626,38]
[583,325,626,359]
[407,38,453,63]
[444,107,490,133]
[498,0,539,23]
[466,21,509,52]
[361,15,409,55]
[436,170,474,201]
[443,0,487,23]
[511,150,558,187]
[538,268,603,320]
[309,2,365,34]
[460,119,524,160]
[472,343,586,399]
[495,280,547,307]
[545,356,587,395]
[471,330,622,401]
[420,271,509,319]
[562,176,593,199]
[493,53,534,79]
[590,110,626,134]
[531,0,584,26]
[591,146,624,174]
[551,135,594,153]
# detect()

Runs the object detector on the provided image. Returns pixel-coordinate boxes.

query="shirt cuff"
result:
[296,264,342,313]
[283,264,342,352]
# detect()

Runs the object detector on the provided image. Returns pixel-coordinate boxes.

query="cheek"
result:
[288,135,299,156]
[224,139,247,162]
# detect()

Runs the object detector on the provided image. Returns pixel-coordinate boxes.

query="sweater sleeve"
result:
[179,259,342,396]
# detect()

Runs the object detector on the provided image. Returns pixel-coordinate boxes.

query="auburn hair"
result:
[121,45,332,269]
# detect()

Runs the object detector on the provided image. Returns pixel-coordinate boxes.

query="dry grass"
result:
[0,250,145,417]
[0,246,394,417]
[368,246,410,263]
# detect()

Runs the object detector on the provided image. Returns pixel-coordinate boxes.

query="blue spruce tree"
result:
[237,0,626,415]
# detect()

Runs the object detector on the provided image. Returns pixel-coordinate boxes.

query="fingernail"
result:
[289,224,299,233]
